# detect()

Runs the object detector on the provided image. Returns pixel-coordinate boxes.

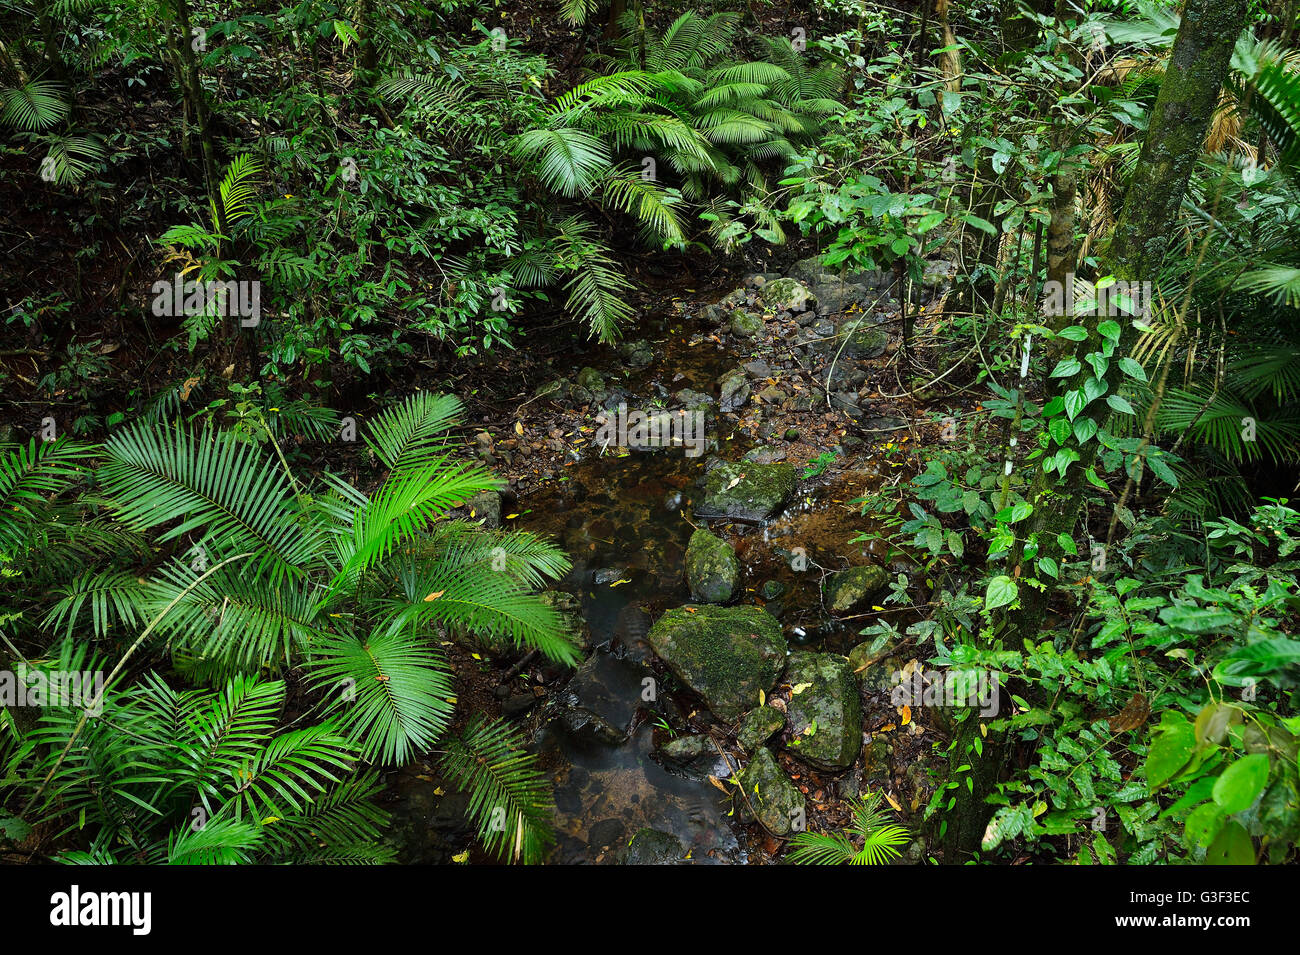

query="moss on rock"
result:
[700,461,796,522]
[737,747,804,835]
[685,527,739,603]
[646,604,786,721]
[783,651,863,772]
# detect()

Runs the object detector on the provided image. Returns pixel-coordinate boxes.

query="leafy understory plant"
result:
[3,392,575,863]
[786,792,911,865]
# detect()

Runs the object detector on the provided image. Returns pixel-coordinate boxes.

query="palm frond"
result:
[439,716,556,864]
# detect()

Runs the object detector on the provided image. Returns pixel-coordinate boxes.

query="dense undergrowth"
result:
[2,0,1299,864]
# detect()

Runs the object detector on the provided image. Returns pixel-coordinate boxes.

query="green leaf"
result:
[985,575,1018,611]
[1055,326,1088,341]
[1146,716,1195,788]
[1204,821,1254,865]
[1212,755,1269,815]
[960,213,997,235]
[1118,357,1148,382]
[1106,394,1136,415]
[1098,320,1121,342]
[1064,390,1087,421]
[1071,418,1098,444]
[1057,533,1078,556]
[1049,358,1082,379]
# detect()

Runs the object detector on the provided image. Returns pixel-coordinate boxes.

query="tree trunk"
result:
[170,0,224,236]
[941,0,1251,861]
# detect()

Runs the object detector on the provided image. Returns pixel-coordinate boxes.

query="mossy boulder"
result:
[685,527,739,604]
[646,604,787,721]
[729,310,765,338]
[738,747,804,835]
[825,564,890,615]
[700,461,796,522]
[843,324,889,359]
[466,490,502,529]
[759,277,815,313]
[783,651,862,772]
[612,828,686,865]
[576,366,607,396]
[718,368,752,412]
[660,734,711,761]
[737,705,787,751]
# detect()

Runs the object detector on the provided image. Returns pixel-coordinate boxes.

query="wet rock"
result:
[718,369,751,412]
[646,604,787,721]
[812,280,872,316]
[843,325,889,359]
[858,662,899,696]
[674,388,715,410]
[555,703,626,746]
[831,391,867,420]
[858,415,908,434]
[502,693,540,719]
[611,828,687,865]
[825,565,890,615]
[576,366,607,398]
[742,359,772,378]
[700,461,796,522]
[600,386,635,411]
[552,654,635,745]
[826,362,867,391]
[757,384,787,405]
[535,378,569,400]
[730,310,764,338]
[593,566,632,585]
[742,445,787,465]
[847,635,894,677]
[589,817,626,851]
[685,527,739,604]
[784,428,800,442]
[783,651,862,772]
[838,267,891,291]
[660,734,712,761]
[737,747,804,836]
[619,340,655,368]
[788,255,836,286]
[467,490,502,529]
[759,277,816,313]
[737,705,786,751]
[540,590,591,651]
[760,580,786,601]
